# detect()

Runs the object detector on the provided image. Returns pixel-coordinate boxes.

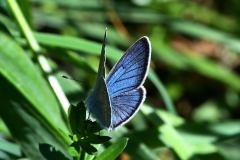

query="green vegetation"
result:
[0,0,240,159]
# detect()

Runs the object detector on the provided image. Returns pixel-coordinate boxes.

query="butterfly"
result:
[85,30,151,130]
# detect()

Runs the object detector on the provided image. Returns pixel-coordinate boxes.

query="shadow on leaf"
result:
[39,143,70,160]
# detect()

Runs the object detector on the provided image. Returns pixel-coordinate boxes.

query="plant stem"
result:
[79,148,85,160]
[149,69,177,115]
[5,0,70,113]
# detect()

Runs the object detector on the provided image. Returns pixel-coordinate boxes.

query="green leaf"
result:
[0,119,10,136]
[0,32,68,131]
[125,129,162,160]
[96,138,128,160]
[71,142,97,155]
[179,132,217,155]
[193,101,228,123]
[68,146,79,158]
[208,121,240,136]
[159,124,194,159]
[0,13,17,35]
[81,143,98,155]
[217,136,240,160]
[85,121,102,133]
[35,32,122,61]
[86,135,111,144]
[141,104,184,126]
[17,0,32,26]
[132,143,159,160]
[0,83,70,159]
[0,32,69,158]
[56,71,84,102]
[31,0,102,9]
[68,102,86,135]
[0,139,21,157]
[39,143,70,160]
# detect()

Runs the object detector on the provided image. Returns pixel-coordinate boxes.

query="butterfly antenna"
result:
[61,75,82,84]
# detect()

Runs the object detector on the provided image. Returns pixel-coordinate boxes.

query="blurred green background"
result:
[0,0,240,159]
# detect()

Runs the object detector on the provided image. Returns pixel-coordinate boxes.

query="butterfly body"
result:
[86,31,151,130]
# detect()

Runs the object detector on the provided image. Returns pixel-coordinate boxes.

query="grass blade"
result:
[96,138,128,160]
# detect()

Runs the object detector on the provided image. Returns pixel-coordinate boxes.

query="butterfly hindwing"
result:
[110,87,146,128]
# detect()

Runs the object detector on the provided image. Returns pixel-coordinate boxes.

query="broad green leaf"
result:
[35,32,122,61]
[0,32,70,158]
[159,124,194,159]
[32,0,101,9]
[0,13,17,35]
[68,102,86,135]
[126,128,163,149]
[126,142,159,160]
[0,139,21,157]
[56,71,83,103]
[17,0,32,26]
[96,138,128,160]
[142,106,193,158]
[141,104,184,126]
[142,105,217,158]
[208,121,240,136]
[0,32,68,131]
[74,23,127,46]
[134,105,192,159]
[179,131,217,154]
[86,135,111,144]
[39,143,70,160]
[217,136,240,160]
[0,82,70,159]
[193,101,228,123]
[130,111,147,130]
[0,119,10,136]
[0,151,11,160]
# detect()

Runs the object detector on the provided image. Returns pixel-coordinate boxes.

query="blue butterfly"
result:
[85,30,151,130]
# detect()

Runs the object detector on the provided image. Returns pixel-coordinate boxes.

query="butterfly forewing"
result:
[106,37,150,97]
[106,36,151,128]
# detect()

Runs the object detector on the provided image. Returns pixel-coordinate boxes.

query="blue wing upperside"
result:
[106,36,151,129]
[106,36,151,98]
[110,86,146,129]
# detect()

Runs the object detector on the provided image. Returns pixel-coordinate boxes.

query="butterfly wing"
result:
[110,87,146,128]
[106,36,151,129]
[85,30,112,128]
[86,76,112,128]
